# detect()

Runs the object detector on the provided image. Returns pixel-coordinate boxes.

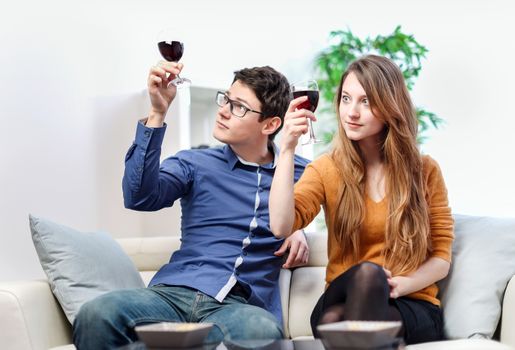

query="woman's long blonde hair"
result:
[331,55,430,275]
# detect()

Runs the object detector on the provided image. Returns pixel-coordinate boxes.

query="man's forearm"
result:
[122,121,167,211]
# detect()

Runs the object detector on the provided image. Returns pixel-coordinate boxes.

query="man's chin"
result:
[212,131,228,145]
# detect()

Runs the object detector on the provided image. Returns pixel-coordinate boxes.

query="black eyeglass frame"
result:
[215,91,264,118]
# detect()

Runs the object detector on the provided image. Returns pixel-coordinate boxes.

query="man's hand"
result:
[146,61,183,127]
[274,230,309,268]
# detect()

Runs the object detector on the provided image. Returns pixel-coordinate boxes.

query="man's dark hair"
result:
[233,66,290,140]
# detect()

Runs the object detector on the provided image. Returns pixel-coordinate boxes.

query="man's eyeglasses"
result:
[215,91,264,118]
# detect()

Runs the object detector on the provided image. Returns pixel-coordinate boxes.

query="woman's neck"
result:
[359,138,383,167]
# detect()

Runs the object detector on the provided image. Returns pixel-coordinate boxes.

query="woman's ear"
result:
[262,116,282,136]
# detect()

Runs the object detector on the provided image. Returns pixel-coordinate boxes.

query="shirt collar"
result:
[223,143,278,170]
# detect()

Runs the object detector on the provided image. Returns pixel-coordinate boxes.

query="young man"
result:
[72,62,310,349]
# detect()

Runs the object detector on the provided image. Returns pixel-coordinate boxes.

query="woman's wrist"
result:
[279,144,296,156]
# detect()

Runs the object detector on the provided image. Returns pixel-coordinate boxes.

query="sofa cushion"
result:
[406,338,513,349]
[29,215,145,324]
[438,214,515,339]
[116,237,181,271]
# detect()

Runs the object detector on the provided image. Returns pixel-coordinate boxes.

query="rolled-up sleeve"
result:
[292,161,326,232]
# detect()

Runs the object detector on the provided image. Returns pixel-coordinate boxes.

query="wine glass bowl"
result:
[156,29,191,87]
[292,89,319,112]
[290,80,321,145]
[158,41,184,62]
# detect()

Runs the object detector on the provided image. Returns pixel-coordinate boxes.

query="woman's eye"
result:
[342,95,350,103]
[362,98,369,105]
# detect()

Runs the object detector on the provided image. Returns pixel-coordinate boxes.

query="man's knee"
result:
[73,288,145,342]
[210,305,283,341]
[237,309,283,340]
[73,290,143,349]
[75,291,125,327]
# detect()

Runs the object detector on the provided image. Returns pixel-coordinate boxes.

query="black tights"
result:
[310,262,403,337]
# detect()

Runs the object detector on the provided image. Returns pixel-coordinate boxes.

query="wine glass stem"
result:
[307,119,316,140]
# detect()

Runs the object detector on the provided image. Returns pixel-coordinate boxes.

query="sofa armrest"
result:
[0,280,72,350]
[501,275,515,348]
[279,268,292,339]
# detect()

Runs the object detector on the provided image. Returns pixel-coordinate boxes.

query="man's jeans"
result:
[73,285,283,350]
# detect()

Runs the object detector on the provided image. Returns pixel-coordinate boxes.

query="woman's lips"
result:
[346,121,362,129]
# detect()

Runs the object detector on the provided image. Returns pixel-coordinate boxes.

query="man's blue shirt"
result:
[123,121,309,324]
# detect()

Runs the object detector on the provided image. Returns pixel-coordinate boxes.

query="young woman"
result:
[269,55,454,344]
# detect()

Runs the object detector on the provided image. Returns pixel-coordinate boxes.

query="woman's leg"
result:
[310,262,402,337]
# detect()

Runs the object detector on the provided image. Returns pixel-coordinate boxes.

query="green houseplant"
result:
[315,26,443,146]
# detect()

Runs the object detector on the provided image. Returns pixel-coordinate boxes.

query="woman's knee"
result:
[354,262,386,281]
[351,262,389,292]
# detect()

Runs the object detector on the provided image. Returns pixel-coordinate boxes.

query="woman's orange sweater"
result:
[292,154,454,306]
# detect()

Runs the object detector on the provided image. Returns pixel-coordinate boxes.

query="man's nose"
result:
[219,103,231,119]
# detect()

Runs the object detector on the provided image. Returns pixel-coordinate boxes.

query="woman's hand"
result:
[383,257,450,299]
[274,230,309,268]
[383,267,411,299]
[281,96,317,151]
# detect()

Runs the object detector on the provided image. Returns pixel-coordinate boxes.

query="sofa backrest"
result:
[117,237,181,286]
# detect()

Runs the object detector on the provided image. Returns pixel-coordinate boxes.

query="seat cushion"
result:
[49,346,76,350]
[29,215,145,324]
[406,339,512,349]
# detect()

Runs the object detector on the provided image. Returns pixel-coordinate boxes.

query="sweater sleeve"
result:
[424,156,454,262]
[292,156,328,232]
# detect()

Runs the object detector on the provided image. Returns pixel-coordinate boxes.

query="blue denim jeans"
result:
[73,285,283,350]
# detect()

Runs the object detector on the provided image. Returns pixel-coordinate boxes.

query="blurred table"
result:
[118,338,405,350]
[118,339,320,350]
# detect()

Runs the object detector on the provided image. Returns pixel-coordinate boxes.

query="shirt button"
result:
[144,130,150,137]
[235,271,240,276]
[243,251,247,256]
[250,233,255,238]
[258,187,263,192]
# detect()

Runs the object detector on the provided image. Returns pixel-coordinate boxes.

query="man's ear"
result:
[262,116,282,136]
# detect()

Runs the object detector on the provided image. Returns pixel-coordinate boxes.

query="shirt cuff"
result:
[135,119,167,151]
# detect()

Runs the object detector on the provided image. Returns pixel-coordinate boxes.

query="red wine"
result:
[158,41,184,62]
[292,90,319,112]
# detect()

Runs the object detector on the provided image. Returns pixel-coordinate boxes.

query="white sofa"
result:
[1,216,514,350]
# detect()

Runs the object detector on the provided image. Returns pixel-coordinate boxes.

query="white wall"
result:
[1,0,514,281]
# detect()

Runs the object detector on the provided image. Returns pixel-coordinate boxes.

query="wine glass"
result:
[290,80,321,145]
[157,29,191,87]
